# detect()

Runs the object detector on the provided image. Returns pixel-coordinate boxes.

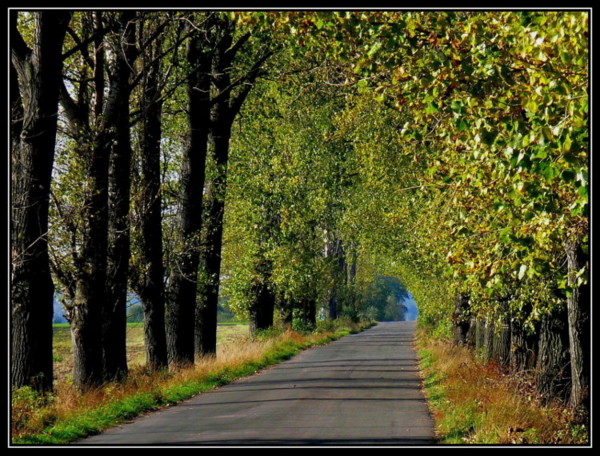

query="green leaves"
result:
[367,41,382,58]
[480,128,498,146]
[223,10,588,338]
[425,101,440,114]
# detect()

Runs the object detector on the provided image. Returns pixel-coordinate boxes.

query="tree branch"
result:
[62,25,112,61]
[10,11,32,76]
[59,79,86,128]
[229,49,275,117]
[224,32,251,63]
[65,26,95,68]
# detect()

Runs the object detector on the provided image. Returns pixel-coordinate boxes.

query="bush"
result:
[315,318,336,332]
[12,387,56,438]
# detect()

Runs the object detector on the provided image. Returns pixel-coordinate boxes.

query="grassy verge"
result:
[416,332,589,445]
[12,320,371,445]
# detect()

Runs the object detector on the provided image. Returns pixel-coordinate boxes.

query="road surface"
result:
[78,321,435,446]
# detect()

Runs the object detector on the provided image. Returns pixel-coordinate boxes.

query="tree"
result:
[565,233,589,411]
[130,15,172,372]
[103,10,139,382]
[196,15,273,355]
[11,10,72,392]
[54,11,109,389]
[55,11,141,388]
[165,14,213,367]
[221,44,366,331]
[11,11,588,415]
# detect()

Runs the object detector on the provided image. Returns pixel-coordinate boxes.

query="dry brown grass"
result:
[417,336,589,445]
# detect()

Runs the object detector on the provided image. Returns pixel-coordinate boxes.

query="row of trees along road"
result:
[11,11,588,413]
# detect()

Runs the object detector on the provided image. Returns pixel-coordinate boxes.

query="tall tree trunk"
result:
[565,237,590,411]
[535,310,570,403]
[465,315,477,348]
[249,259,276,336]
[132,50,168,371]
[492,314,511,367]
[475,317,485,354]
[166,32,211,367]
[70,132,112,390]
[195,20,236,357]
[342,245,358,322]
[64,11,137,389]
[347,247,357,285]
[482,317,494,363]
[277,293,294,328]
[328,294,339,321]
[103,11,137,382]
[303,298,317,329]
[452,293,470,345]
[196,121,232,356]
[195,16,270,356]
[326,237,345,320]
[10,62,22,162]
[10,11,71,392]
[509,304,537,375]
[59,12,109,390]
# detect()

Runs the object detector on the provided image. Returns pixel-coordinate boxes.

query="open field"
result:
[52,323,249,383]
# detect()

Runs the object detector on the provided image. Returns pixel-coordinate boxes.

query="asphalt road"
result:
[78,321,435,446]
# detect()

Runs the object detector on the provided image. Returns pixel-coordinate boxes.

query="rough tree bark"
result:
[196,18,270,356]
[452,293,470,345]
[248,195,280,334]
[465,315,477,348]
[103,11,138,382]
[10,11,71,392]
[491,314,511,368]
[535,310,570,403]
[482,318,495,364]
[326,237,346,320]
[69,112,111,388]
[196,128,231,355]
[131,40,168,371]
[509,304,537,375]
[249,259,276,336]
[166,28,212,367]
[565,236,590,411]
[277,293,294,328]
[302,298,317,329]
[59,11,135,389]
[56,11,108,390]
[475,317,485,354]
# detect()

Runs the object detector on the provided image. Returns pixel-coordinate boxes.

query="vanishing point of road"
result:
[79,321,435,446]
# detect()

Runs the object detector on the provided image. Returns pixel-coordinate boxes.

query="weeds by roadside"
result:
[416,333,589,445]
